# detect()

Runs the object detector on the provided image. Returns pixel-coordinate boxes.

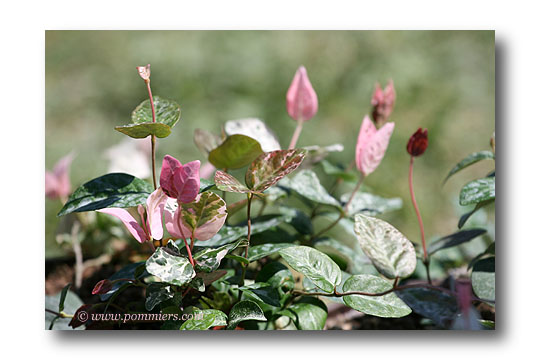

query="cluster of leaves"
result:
[46,68,494,331]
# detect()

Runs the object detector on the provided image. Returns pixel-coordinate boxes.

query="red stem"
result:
[408,157,428,262]
[145,80,158,189]
[184,238,195,267]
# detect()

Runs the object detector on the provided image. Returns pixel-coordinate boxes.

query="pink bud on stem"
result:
[287,66,318,149]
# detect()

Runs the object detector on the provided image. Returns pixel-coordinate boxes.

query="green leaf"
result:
[341,192,402,216]
[239,283,282,307]
[224,118,281,152]
[58,173,153,216]
[99,262,147,301]
[214,171,252,194]
[397,288,458,327]
[246,149,306,192]
[313,237,374,275]
[458,199,494,229]
[278,297,328,330]
[459,177,495,206]
[342,275,412,318]
[131,96,181,126]
[194,128,222,155]
[115,122,172,139]
[193,239,245,273]
[354,214,416,279]
[279,169,341,208]
[45,290,84,330]
[199,178,216,193]
[471,257,495,301]
[302,144,344,167]
[180,309,227,330]
[279,246,341,293]
[208,134,264,170]
[256,262,294,292]
[145,283,175,311]
[444,151,495,183]
[321,160,357,183]
[176,191,228,241]
[248,243,295,262]
[58,283,71,312]
[227,300,266,329]
[428,229,486,255]
[146,247,196,286]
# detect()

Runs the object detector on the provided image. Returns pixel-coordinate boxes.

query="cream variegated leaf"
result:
[353,214,416,279]
[214,171,251,193]
[145,247,196,286]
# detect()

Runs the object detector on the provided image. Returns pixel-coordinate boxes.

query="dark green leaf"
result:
[58,283,71,312]
[458,199,494,228]
[459,177,495,206]
[99,262,147,301]
[239,283,282,307]
[279,246,341,293]
[354,214,416,279]
[248,243,295,262]
[428,229,486,255]
[397,288,458,327]
[445,151,495,183]
[209,134,264,170]
[199,178,216,193]
[256,262,294,292]
[227,300,266,329]
[471,257,495,301]
[58,173,152,216]
[342,275,412,318]
[146,247,196,286]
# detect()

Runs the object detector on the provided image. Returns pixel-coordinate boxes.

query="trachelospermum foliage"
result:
[46,65,495,331]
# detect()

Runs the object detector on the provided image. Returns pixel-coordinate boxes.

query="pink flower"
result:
[286,66,318,123]
[97,187,167,243]
[355,115,395,176]
[371,80,396,127]
[45,153,74,200]
[160,155,201,203]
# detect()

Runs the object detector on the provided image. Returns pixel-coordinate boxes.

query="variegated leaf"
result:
[145,247,195,286]
[245,149,306,192]
[353,214,416,279]
[193,239,246,273]
[176,191,228,241]
[214,171,251,193]
[459,177,495,206]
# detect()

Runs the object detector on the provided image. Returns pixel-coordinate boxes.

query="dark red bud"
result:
[407,128,428,157]
[68,304,93,329]
[92,279,113,295]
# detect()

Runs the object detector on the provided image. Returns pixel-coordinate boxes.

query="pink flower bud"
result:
[160,155,201,203]
[136,64,151,81]
[91,279,113,295]
[355,116,395,176]
[45,153,74,200]
[286,66,318,123]
[371,80,396,127]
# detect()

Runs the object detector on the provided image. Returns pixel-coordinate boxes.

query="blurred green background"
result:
[45,31,495,258]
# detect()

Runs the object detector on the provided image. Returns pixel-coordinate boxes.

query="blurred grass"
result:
[45,30,494,258]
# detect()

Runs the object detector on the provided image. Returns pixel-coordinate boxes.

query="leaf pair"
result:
[116,96,181,139]
[214,149,306,194]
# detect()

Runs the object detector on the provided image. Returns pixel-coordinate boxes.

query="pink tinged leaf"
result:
[164,202,183,239]
[160,155,182,198]
[146,187,168,240]
[358,122,394,176]
[136,64,151,81]
[49,153,74,199]
[173,160,201,203]
[97,208,148,243]
[176,192,228,241]
[355,116,377,172]
[286,66,318,123]
[245,149,307,192]
[200,162,216,179]
[45,171,59,198]
[214,171,251,194]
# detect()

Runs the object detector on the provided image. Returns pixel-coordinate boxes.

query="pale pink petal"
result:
[45,171,59,199]
[355,115,377,172]
[200,162,216,179]
[160,155,182,198]
[52,153,74,198]
[173,160,201,204]
[164,199,184,239]
[286,66,318,123]
[97,208,148,243]
[146,187,167,240]
[359,122,394,176]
